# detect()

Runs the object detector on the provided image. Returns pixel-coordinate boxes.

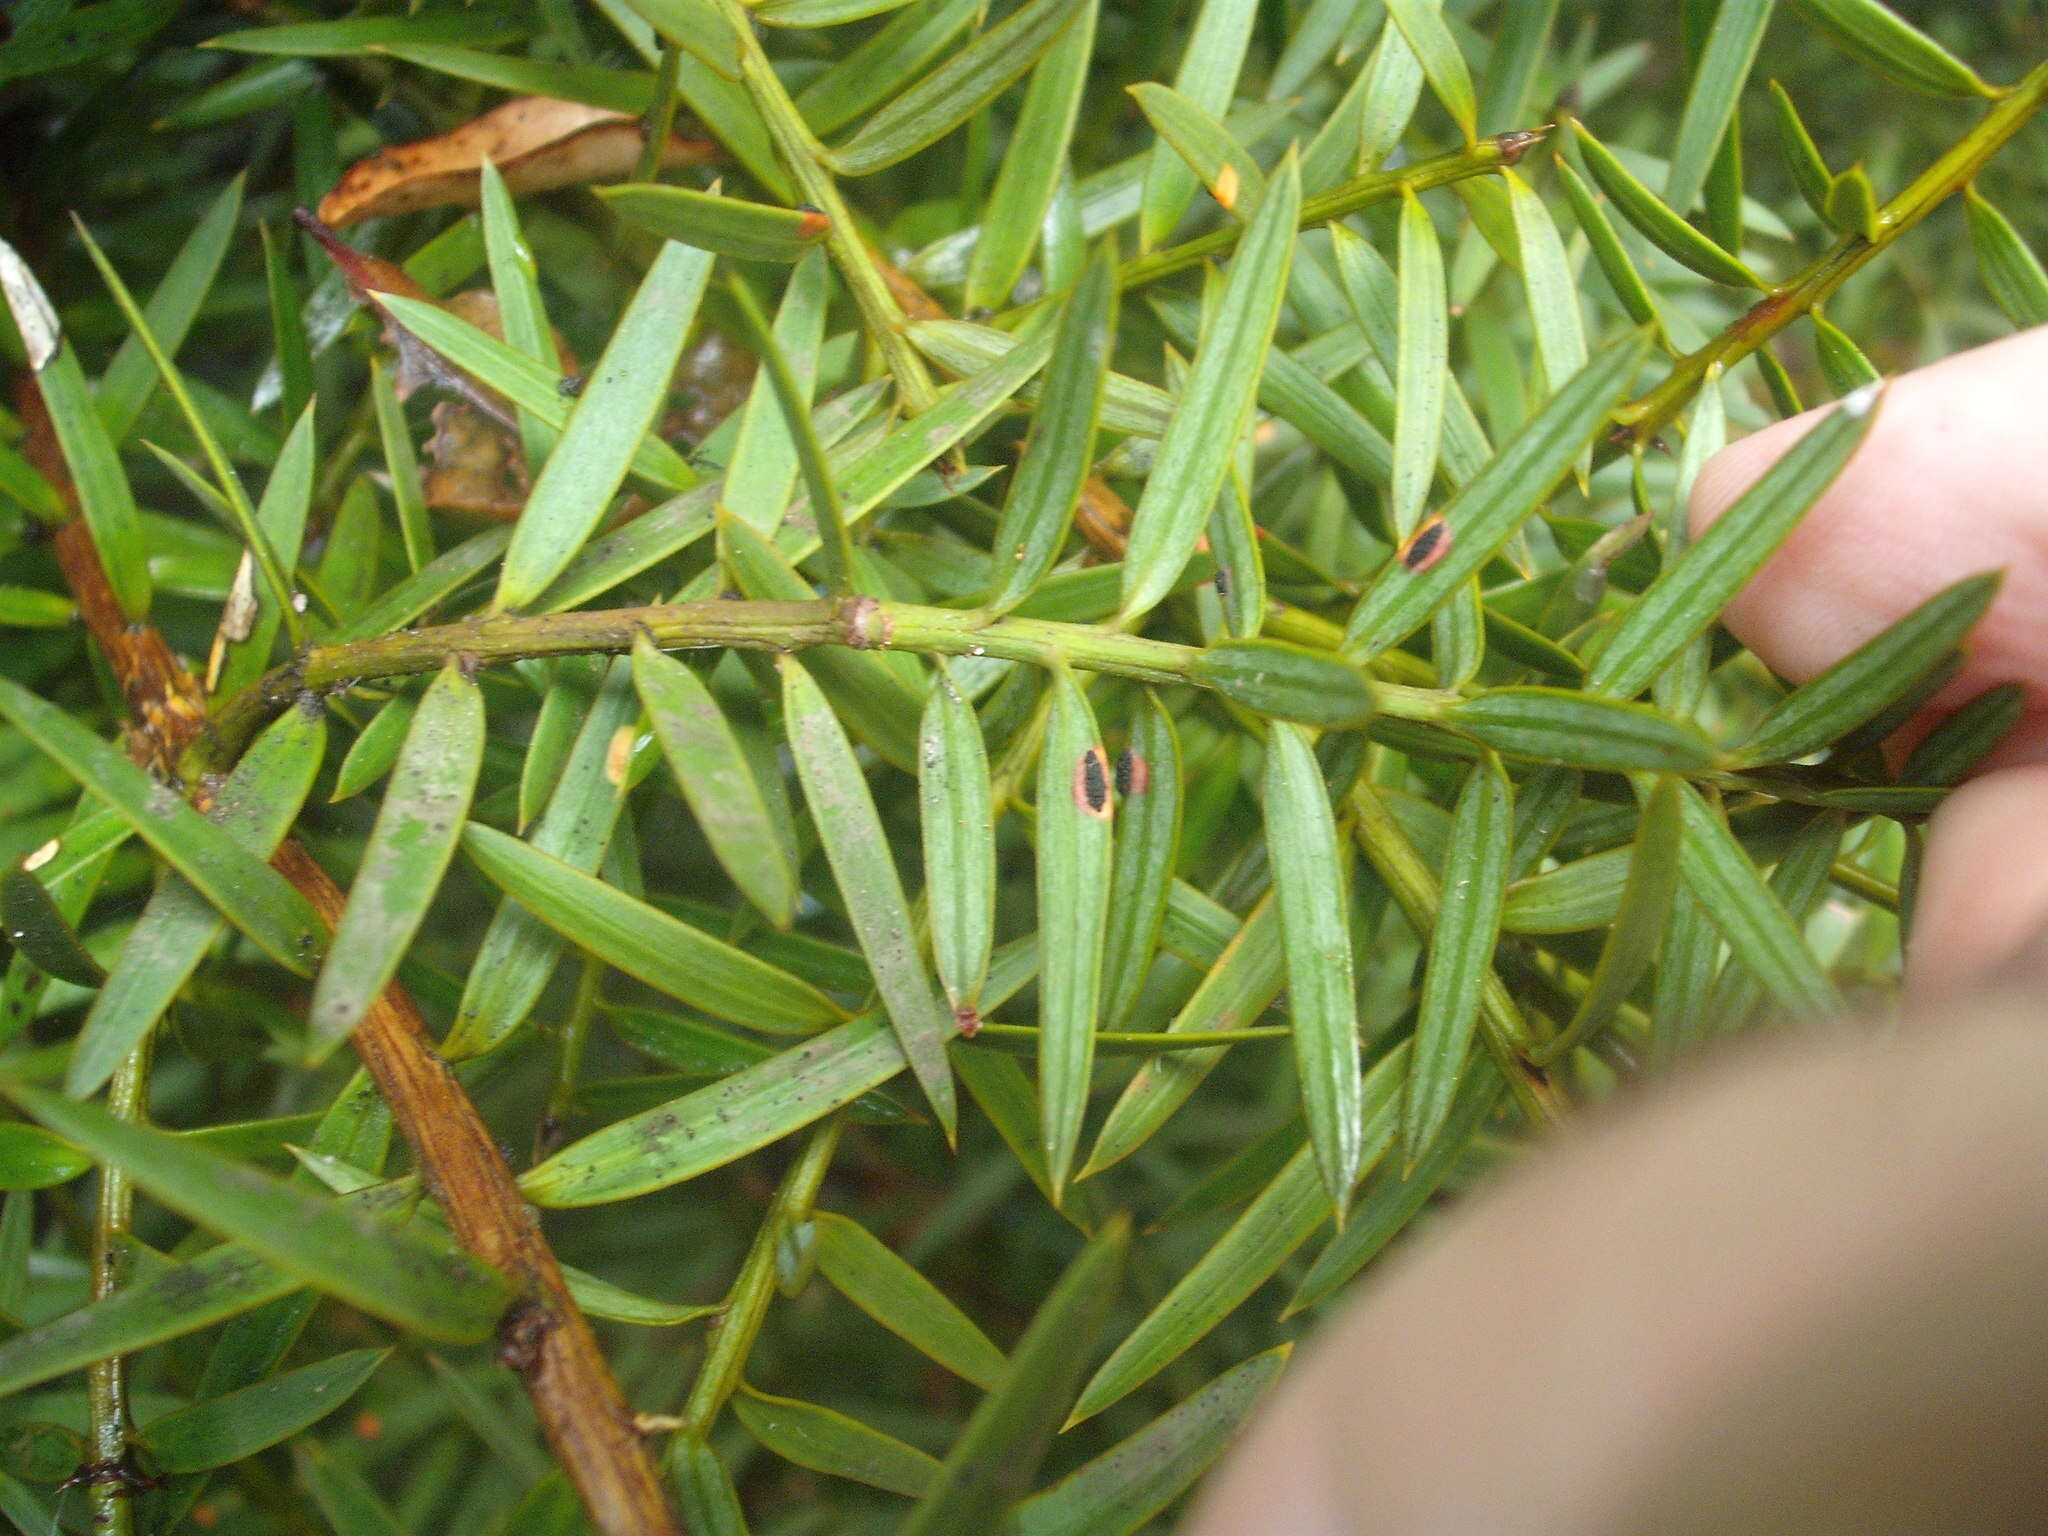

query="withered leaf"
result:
[295,209,519,431]
[317,97,717,229]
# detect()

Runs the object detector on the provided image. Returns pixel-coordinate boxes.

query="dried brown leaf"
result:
[317,97,717,230]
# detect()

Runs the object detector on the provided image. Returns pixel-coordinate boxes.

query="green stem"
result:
[86,1041,150,1534]
[203,598,1206,770]
[1609,55,2048,456]
[718,0,936,414]
[681,1114,842,1437]
[1115,129,1548,295]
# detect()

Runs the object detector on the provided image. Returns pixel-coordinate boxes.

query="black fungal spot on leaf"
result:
[1074,747,1111,818]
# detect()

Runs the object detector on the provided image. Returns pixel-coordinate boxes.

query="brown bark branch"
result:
[17,364,683,1536]
[273,842,682,1536]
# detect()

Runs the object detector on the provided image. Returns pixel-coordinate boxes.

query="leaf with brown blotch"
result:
[317,97,718,230]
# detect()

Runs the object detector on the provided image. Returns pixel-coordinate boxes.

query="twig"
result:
[273,842,683,1536]
[716,0,938,415]
[20,361,682,1536]
[1606,56,2048,457]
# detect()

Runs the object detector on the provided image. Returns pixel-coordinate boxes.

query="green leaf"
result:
[521,1013,899,1206]
[1037,666,1114,1199]
[1502,844,1633,933]
[1136,0,1258,249]
[306,660,483,1064]
[97,175,244,446]
[598,183,831,261]
[1675,783,1842,1016]
[1263,723,1362,1207]
[722,249,831,534]
[782,657,957,1138]
[755,0,916,24]
[1390,188,1448,539]
[1074,1047,1402,1421]
[1767,79,1835,221]
[1083,891,1283,1177]
[560,1265,719,1328]
[1587,383,1879,698]
[1099,692,1182,1033]
[369,41,653,113]
[69,702,325,1097]
[462,822,844,1036]
[1788,0,1995,97]
[672,1436,753,1536]
[1291,1061,1499,1311]
[1811,309,1881,394]
[1556,157,1662,329]
[205,15,527,54]
[1441,688,1718,772]
[1404,756,1511,1158]
[1506,168,1588,404]
[734,1385,940,1497]
[989,248,1116,613]
[1540,775,1684,1062]
[1965,186,2048,329]
[1902,681,2027,786]
[0,864,101,988]
[1823,162,1881,241]
[5,1088,511,1340]
[621,0,744,80]
[899,1215,1129,1536]
[796,0,984,137]
[813,1211,1007,1388]
[0,238,150,619]
[636,638,798,928]
[1355,18,1429,175]
[1703,808,1844,1031]
[445,657,637,1058]
[329,527,513,645]
[333,698,415,806]
[1344,330,1650,660]
[497,240,713,608]
[261,222,314,428]
[1130,83,1265,217]
[912,318,1172,439]
[138,1348,388,1473]
[963,0,1097,312]
[0,1123,90,1190]
[1121,153,1300,620]
[1012,1346,1289,1536]
[372,294,695,494]
[1384,0,1478,142]
[478,158,559,480]
[719,514,925,771]
[1738,573,2000,766]
[1570,123,1763,288]
[1665,0,1773,213]
[1190,638,1377,728]
[919,664,996,1014]
[0,677,323,974]
[827,0,1089,175]
[296,1440,409,1536]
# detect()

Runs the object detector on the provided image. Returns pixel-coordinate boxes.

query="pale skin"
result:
[1184,326,2048,1536]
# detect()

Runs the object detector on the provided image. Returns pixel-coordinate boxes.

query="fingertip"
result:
[1909,762,2048,1001]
